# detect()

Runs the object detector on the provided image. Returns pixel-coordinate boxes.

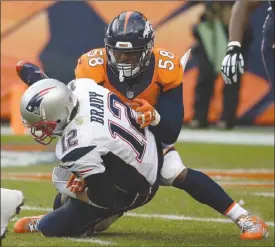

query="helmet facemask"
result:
[29,120,57,145]
[106,40,153,82]
[105,11,155,82]
[21,106,71,145]
[20,78,79,145]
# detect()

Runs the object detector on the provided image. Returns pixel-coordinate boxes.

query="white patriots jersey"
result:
[55,78,159,185]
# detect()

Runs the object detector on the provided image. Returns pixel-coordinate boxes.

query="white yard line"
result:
[66,237,115,245]
[197,168,274,173]
[21,206,274,227]
[1,177,51,182]
[2,168,274,174]
[218,181,274,185]
[22,206,52,211]
[251,192,274,198]
[2,126,274,146]
[177,130,274,146]
[6,177,272,187]
[125,212,274,227]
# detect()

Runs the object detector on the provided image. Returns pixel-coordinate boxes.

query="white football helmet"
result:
[20,78,78,145]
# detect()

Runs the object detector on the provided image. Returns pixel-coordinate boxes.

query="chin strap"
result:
[119,70,125,82]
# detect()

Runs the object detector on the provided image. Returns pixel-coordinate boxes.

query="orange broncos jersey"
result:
[75,47,183,106]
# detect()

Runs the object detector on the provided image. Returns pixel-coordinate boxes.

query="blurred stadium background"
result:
[1,1,274,246]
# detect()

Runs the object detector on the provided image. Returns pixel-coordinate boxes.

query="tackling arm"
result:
[149,84,184,145]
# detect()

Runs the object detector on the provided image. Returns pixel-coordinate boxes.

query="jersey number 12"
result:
[108,93,146,162]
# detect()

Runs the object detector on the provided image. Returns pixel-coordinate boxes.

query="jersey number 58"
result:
[87,49,104,67]
[158,50,175,71]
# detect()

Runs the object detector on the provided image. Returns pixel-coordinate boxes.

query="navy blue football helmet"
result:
[104,11,155,82]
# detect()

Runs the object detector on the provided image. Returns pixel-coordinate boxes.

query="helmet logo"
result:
[26,86,56,115]
[127,91,134,99]
[119,44,129,48]
[143,21,153,38]
[115,41,133,48]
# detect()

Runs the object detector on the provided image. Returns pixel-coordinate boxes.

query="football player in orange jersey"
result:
[74,11,268,240]
[15,11,268,240]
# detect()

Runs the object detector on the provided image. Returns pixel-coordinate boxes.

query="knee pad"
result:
[160,150,186,186]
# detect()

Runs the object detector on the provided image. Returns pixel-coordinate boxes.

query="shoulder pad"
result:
[75,48,107,84]
[153,48,183,92]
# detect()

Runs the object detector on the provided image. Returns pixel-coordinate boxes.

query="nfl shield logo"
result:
[127,91,134,99]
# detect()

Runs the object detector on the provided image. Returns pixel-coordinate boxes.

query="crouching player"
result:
[13,77,163,237]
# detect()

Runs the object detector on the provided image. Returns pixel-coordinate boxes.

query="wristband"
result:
[150,109,161,126]
[228,41,241,47]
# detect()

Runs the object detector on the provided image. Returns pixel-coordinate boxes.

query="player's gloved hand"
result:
[16,61,48,86]
[129,98,160,128]
[66,174,86,193]
[221,41,244,84]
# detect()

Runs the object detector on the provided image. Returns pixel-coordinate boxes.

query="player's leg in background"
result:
[1,188,24,239]
[160,145,268,239]
[189,41,217,129]
[160,144,236,217]
[218,25,253,129]
[219,80,241,129]
[261,9,274,89]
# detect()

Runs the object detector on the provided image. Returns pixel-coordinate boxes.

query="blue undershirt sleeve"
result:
[149,84,184,145]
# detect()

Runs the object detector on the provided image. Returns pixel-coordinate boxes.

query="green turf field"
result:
[1,135,274,247]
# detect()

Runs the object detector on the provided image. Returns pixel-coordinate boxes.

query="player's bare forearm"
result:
[229,0,261,43]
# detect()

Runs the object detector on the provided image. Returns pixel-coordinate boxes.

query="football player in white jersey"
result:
[13,77,162,237]
[1,188,24,239]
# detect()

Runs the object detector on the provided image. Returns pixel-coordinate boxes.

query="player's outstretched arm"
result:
[16,61,49,86]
